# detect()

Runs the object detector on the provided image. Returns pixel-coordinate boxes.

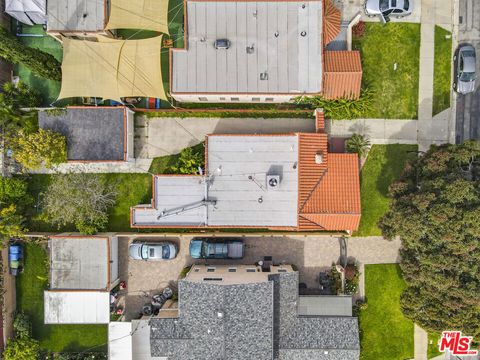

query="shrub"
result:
[0,176,33,209]
[13,129,67,170]
[179,265,192,279]
[1,82,41,108]
[3,337,40,360]
[13,312,31,338]
[344,262,360,295]
[293,88,375,119]
[0,27,61,81]
[352,21,366,38]
[346,133,371,158]
[329,263,343,295]
[0,204,26,247]
[169,147,204,174]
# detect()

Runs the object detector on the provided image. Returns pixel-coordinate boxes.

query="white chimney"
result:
[315,152,324,164]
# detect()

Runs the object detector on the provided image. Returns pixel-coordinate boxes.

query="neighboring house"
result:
[108,264,360,360]
[46,0,110,41]
[44,234,119,324]
[170,0,362,103]
[131,111,361,233]
[39,106,134,162]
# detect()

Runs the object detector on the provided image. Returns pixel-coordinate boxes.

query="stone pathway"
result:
[414,324,429,360]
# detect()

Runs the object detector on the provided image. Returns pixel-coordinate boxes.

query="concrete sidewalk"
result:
[415,324,429,360]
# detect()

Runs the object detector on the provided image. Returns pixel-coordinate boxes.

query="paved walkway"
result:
[414,324,429,360]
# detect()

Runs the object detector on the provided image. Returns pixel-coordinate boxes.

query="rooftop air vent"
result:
[266,175,280,190]
[315,152,324,164]
[214,39,230,49]
[260,72,268,81]
[246,45,254,54]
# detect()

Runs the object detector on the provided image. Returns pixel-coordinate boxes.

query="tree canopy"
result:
[379,141,480,338]
[42,174,117,234]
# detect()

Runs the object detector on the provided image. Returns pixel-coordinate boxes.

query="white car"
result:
[364,0,413,22]
[129,241,178,261]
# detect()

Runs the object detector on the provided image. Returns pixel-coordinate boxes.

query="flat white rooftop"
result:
[44,291,110,324]
[172,0,323,94]
[132,135,299,227]
[50,237,109,290]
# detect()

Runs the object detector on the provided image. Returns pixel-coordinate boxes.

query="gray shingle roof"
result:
[150,272,359,360]
[39,107,126,161]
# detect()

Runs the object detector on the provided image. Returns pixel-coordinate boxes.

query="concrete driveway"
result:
[134,116,315,158]
[334,0,422,23]
[117,235,401,319]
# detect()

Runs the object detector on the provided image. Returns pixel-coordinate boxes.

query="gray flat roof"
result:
[50,237,109,290]
[39,107,126,161]
[172,0,323,94]
[132,135,299,227]
[47,0,105,32]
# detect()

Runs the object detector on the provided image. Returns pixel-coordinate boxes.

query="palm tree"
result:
[346,133,370,159]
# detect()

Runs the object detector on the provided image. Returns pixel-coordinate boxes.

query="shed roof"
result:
[44,291,110,324]
[47,0,105,32]
[49,236,109,290]
[323,51,362,100]
[39,107,127,161]
[172,0,323,94]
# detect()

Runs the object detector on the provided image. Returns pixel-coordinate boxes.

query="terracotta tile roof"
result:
[323,0,341,45]
[300,214,361,231]
[298,153,361,232]
[323,51,363,100]
[297,133,328,208]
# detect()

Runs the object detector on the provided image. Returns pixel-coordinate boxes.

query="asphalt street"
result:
[456,0,480,142]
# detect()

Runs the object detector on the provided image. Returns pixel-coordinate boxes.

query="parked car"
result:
[364,0,413,22]
[129,241,178,261]
[454,45,477,94]
[189,238,244,259]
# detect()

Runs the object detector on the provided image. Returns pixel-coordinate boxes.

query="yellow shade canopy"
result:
[105,0,170,35]
[58,36,167,101]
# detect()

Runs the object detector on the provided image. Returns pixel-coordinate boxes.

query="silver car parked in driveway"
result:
[364,0,413,23]
[454,45,477,95]
[129,241,178,261]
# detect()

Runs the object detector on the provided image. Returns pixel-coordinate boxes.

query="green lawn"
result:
[359,264,414,360]
[355,144,417,236]
[433,26,452,116]
[353,23,421,119]
[427,332,442,359]
[26,173,152,232]
[16,243,107,352]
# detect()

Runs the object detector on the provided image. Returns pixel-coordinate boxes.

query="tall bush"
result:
[0,27,61,81]
[293,88,374,119]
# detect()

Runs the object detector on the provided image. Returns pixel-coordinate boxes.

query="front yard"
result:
[355,144,417,236]
[353,23,421,119]
[433,26,452,116]
[16,242,107,352]
[359,264,414,360]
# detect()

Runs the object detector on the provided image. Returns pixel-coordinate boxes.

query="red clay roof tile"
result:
[323,51,363,100]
